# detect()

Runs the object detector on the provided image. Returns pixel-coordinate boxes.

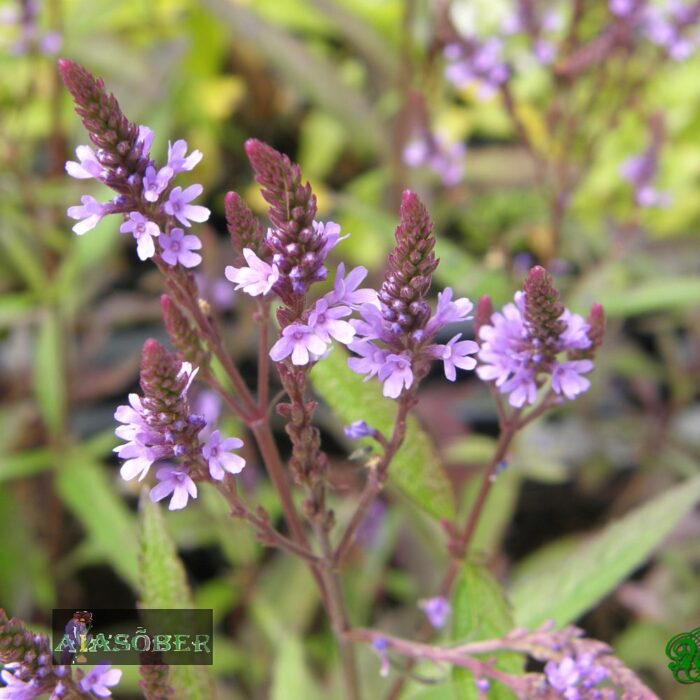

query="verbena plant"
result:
[2,1,700,699]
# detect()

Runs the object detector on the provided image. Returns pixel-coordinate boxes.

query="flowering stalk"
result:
[349,622,658,699]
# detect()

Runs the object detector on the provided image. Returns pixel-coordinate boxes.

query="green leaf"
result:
[0,448,53,482]
[310,348,455,520]
[599,276,700,317]
[510,473,700,629]
[139,493,214,700]
[33,309,66,437]
[451,563,522,699]
[55,450,140,587]
[270,636,323,700]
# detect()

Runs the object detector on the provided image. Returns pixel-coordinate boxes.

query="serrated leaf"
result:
[33,310,66,437]
[139,493,214,700]
[510,473,700,629]
[55,451,139,587]
[310,348,455,520]
[452,563,522,699]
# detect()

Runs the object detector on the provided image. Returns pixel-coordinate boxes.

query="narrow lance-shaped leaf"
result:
[510,473,700,629]
[139,492,213,700]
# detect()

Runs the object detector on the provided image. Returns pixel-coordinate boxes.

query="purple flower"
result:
[201,430,245,480]
[67,195,106,235]
[159,228,202,268]
[137,125,155,157]
[344,420,375,439]
[65,145,104,179]
[426,287,474,335]
[167,139,203,173]
[225,248,280,296]
[269,323,328,365]
[378,353,414,398]
[119,212,160,260]
[0,669,40,699]
[164,185,210,227]
[371,638,391,677]
[475,678,490,693]
[610,0,640,17]
[559,311,592,351]
[428,334,479,381]
[551,360,593,400]
[78,663,122,698]
[325,263,378,309]
[620,149,670,208]
[418,596,452,629]
[314,220,349,258]
[150,465,198,510]
[351,303,390,343]
[142,165,173,203]
[347,340,387,380]
[308,298,355,345]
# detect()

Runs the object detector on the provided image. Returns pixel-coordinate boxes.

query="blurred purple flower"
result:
[78,664,122,698]
[344,420,375,440]
[418,596,452,629]
[444,38,509,99]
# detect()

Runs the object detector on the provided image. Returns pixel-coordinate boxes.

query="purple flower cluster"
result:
[66,129,208,265]
[610,0,700,60]
[476,267,599,408]
[544,653,612,700]
[444,38,510,99]
[348,193,478,398]
[114,340,245,510]
[349,286,478,398]
[642,0,700,60]
[402,131,466,186]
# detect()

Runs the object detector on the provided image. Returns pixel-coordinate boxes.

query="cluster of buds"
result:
[0,609,122,698]
[348,192,478,398]
[114,339,245,510]
[476,266,603,408]
[60,59,208,265]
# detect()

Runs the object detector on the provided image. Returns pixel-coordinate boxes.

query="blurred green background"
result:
[1,0,700,698]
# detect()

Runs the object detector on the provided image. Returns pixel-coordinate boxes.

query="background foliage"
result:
[1,0,699,697]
